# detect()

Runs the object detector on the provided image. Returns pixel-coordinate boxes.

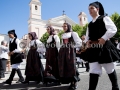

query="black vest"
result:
[9,38,17,52]
[88,15,107,41]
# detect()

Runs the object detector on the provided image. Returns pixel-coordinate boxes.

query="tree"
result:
[110,12,120,39]
[72,24,83,37]
[81,24,88,36]
[40,32,49,44]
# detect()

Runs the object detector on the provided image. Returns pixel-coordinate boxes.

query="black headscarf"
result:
[89,1,105,15]
[63,23,72,32]
[28,32,38,40]
[8,29,17,38]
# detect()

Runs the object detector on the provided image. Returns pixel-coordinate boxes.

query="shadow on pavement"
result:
[0,82,72,90]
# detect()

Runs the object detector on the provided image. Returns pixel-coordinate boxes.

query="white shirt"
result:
[117,43,120,50]
[62,32,82,48]
[28,39,46,54]
[47,34,60,50]
[0,45,9,59]
[10,38,22,53]
[85,16,117,42]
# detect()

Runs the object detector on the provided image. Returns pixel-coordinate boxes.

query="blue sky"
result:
[0,0,120,38]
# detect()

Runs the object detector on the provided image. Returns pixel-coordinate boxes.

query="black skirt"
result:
[86,40,120,64]
[58,45,80,84]
[10,53,23,65]
[25,48,44,82]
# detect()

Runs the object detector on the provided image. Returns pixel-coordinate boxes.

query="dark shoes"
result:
[3,79,12,85]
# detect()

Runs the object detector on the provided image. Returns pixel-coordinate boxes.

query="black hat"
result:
[89,1,105,15]
[8,29,17,38]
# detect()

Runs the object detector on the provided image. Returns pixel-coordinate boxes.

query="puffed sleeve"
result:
[36,39,46,54]
[53,35,60,51]
[102,16,117,41]
[72,32,82,48]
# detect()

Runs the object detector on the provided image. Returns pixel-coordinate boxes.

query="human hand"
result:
[10,52,14,55]
[98,38,105,45]
[86,40,91,48]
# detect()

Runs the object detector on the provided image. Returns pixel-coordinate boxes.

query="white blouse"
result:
[47,35,60,50]
[61,32,82,48]
[85,16,117,42]
[29,39,46,54]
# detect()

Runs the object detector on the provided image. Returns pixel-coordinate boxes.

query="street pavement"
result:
[0,59,120,90]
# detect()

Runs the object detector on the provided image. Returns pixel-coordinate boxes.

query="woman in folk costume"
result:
[86,1,120,90]
[44,26,60,84]
[22,32,45,84]
[58,23,82,89]
[4,30,24,85]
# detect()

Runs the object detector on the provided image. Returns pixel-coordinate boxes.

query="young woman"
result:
[4,30,24,85]
[44,26,60,84]
[58,23,82,89]
[22,32,45,84]
[86,1,120,90]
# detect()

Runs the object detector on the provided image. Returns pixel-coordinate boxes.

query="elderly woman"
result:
[22,32,45,84]
[0,41,9,79]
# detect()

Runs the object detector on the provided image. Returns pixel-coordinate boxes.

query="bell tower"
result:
[29,0,42,19]
[78,12,88,26]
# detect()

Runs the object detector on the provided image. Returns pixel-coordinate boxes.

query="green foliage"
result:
[81,24,88,36]
[58,30,64,42]
[110,12,120,39]
[72,24,83,37]
[40,32,49,44]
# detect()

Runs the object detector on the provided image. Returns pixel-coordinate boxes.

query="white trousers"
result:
[89,62,115,76]
[12,63,21,69]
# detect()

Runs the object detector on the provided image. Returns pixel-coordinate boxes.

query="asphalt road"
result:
[0,59,120,90]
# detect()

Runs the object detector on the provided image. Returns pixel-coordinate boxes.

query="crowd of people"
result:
[0,1,120,90]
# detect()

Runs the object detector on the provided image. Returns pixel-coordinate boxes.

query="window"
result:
[84,18,86,21]
[35,5,37,10]
[80,18,81,21]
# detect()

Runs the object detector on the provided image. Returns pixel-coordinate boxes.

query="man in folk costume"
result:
[86,1,120,90]
[4,30,24,85]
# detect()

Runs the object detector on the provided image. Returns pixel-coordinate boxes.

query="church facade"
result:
[20,0,88,45]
